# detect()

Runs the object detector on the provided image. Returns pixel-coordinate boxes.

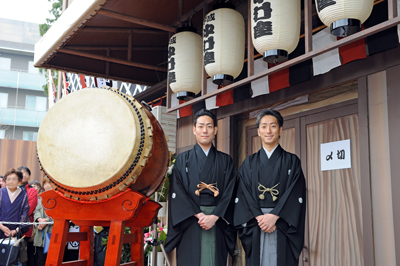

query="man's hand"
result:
[198,214,219,230]
[37,218,48,230]
[256,213,279,233]
[195,212,205,219]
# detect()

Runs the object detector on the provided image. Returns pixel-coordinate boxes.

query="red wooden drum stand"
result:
[40,189,161,266]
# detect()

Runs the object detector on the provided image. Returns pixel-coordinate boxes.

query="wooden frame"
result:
[59,48,167,72]
[357,76,375,266]
[386,64,400,266]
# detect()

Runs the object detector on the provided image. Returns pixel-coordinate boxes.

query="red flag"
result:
[216,85,234,107]
[268,63,290,93]
[79,75,87,89]
[338,26,366,65]
[48,69,56,108]
[152,99,163,107]
[179,100,192,117]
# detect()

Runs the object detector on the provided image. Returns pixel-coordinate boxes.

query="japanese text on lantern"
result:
[203,12,216,66]
[316,0,336,12]
[253,0,273,39]
[168,36,177,84]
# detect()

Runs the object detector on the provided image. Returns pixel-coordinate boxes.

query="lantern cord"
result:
[341,27,348,37]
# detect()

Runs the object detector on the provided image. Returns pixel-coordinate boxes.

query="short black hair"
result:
[4,168,23,182]
[0,175,4,180]
[193,109,217,127]
[17,166,31,176]
[256,109,284,128]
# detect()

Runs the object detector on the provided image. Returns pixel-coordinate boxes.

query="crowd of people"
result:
[0,166,53,266]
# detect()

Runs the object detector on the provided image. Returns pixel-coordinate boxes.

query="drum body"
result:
[37,87,169,201]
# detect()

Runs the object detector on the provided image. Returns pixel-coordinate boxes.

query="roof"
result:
[34,0,208,88]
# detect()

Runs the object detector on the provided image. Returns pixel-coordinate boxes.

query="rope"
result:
[258,182,280,201]
[0,221,54,225]
[195,182,219,197]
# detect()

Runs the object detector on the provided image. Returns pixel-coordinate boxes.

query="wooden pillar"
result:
[104,221,126,266]
[79,226,94,266]
[247,0,254,77]
[45,219,69,266]
[304,0,313,53]
[131,228,144,266]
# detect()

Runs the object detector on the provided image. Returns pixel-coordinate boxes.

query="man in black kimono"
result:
[234,109,306,266]
[164,109,237,266]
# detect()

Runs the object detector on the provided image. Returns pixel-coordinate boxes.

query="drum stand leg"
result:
[46,219,69,266]
[79,226,94,265]
[131,227,145,266]
[104,221,125,266]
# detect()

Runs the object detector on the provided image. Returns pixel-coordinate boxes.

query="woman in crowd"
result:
[17,166,38,266]
[33,179,53,266]
[0,169,30,265]
[0,175,5,188]
[30,180,44,194]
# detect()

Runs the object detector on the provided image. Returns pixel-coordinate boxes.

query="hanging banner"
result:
[320,139,352,171]
[48,69,56,109]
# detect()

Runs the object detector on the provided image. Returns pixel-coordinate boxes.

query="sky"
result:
[0,0,54,24]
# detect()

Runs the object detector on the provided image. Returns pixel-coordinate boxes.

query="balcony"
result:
[0,107,46,127]
[0,69,46,91]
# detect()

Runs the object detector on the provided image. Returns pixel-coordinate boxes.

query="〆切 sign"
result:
[320,139,351,171]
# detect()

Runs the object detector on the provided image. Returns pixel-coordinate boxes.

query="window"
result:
[0,130,5,139]
[23,131,38,141]
[0,57,11,70]
[28,61,40,74]
[0,93,8,107]
[26,95,47,111]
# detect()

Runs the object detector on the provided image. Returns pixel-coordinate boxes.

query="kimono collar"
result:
[194,143,215,157]
[194,143,213,157]
[262,144,279,159]
[7,186,22,203]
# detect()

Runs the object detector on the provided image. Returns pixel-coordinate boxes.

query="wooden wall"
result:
[0,139,43,181]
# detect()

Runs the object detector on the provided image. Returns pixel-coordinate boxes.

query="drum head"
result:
[37,88,136,188]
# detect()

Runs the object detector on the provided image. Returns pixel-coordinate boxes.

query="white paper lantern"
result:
[315,0,374,36]
[251,0,300,64]
[203,2,245,85]
[168,26,203,100]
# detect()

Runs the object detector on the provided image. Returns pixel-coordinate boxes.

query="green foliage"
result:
[39,0,62,95]
[40,70,58,96]
[39,0,63,36]
[152,157,176,202]
[157,229,167,252]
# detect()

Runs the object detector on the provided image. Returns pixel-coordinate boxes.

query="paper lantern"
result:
[251,0,300,64]
[315,0,374,36]
[168,24,203,100]
[203,2,245,85]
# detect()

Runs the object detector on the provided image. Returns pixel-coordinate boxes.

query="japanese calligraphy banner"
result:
[321,139,351,171]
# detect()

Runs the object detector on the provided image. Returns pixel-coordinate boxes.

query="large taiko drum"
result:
[37,87,169,201]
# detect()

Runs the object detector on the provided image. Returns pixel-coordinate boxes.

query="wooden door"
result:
[302,107,363,266]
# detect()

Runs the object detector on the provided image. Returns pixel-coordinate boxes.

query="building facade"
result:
[0,18,47,141]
